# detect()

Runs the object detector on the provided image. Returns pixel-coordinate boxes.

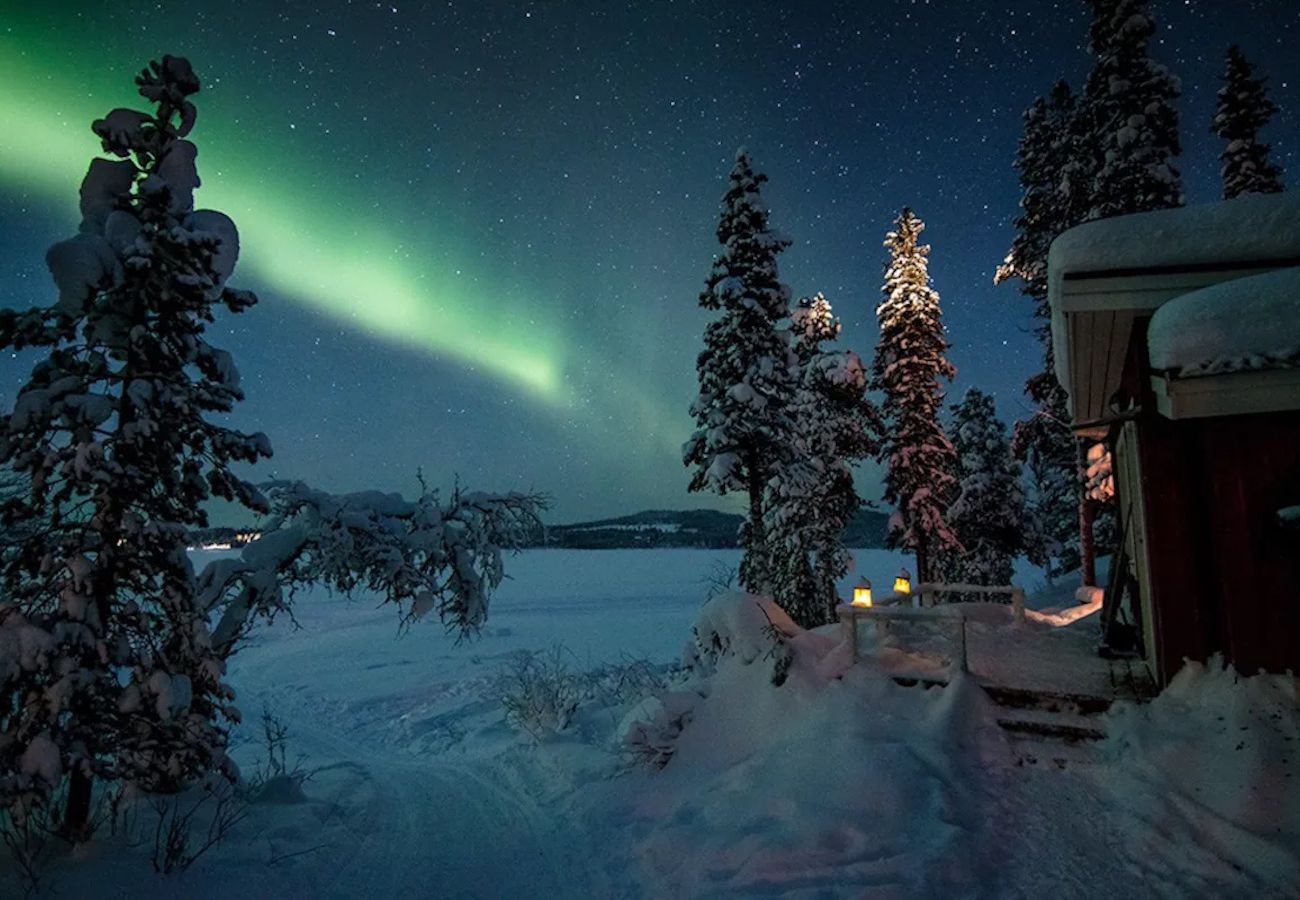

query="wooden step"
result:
[982,684,1114,716]
[996,714,1107,744]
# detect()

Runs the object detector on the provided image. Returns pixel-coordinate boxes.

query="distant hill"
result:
[534,508,889,550]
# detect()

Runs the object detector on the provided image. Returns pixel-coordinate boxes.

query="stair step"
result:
[983,684,1113,716]
[997,715,1106,744]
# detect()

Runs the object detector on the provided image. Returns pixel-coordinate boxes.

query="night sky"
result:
[1,1,1297,522]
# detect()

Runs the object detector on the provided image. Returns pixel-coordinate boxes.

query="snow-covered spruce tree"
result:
[995,82,1088,580]
[996,81,1085,336]
[871,209,960,585]
[1213,45,1285,199]
[1079,0,1183,220]
[766,295,880,627]
[0,57,545,847]
[1010,365,1081,578]
[0,56,271,838]
[946,389,1027,589]
[684,150,796,592]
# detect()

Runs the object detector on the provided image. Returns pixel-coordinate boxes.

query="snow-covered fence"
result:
[838,604,968,675]
[913,583,1027,623]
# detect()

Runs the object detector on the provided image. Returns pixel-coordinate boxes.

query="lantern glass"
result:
[894,571,911,595]
[852,578,872,607]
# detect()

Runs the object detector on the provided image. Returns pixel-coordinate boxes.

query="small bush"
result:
[119,775,247,874]
[617,692,698,770]
[496,647,584,740]
[247,707,311,804]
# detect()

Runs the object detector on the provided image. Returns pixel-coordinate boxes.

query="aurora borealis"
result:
[1,1,1296,520]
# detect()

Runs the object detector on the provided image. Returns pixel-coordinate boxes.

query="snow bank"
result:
[623,651,1004,896]
[1148,266,1300,376]
[683,590,797,677]
[1049,191,1300,278]
[1101,658,1300,893]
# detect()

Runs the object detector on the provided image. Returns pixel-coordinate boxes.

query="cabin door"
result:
[1114,420,1158,677]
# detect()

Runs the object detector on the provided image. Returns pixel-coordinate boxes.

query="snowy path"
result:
[259,722,591,900]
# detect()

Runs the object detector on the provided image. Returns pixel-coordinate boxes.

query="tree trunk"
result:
[742,449,767,593]
[915,535,930,588]
[63,767,94,841]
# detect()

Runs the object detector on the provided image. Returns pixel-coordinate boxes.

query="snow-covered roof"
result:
[1148,266,1300,377]
[1047,192,1300,428]
[1049,191,1300,282]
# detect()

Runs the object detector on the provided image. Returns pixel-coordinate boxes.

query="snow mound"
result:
[683,590,798,679]
[626,656,1005,896]
[1148,266,1300,376]
[1102,657,1300,893]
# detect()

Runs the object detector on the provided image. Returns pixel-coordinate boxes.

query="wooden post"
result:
[1012,587,1026,623]
[840,608,857,662]
[957,610,968,673]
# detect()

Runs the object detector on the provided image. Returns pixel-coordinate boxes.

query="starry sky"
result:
[1,0,1297,523]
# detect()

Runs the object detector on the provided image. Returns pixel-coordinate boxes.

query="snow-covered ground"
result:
[5,549,1295,898]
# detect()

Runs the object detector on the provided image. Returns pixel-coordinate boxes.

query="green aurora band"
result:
[0,39,567,401]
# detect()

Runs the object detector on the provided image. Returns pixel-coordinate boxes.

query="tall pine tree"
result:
[872,209,960,585]
[766,294,879,627]
[1213,45,1285,199]
[1080,0,1184,220]
[947,389,1027,589]
[0,56,271,836]
[684,150,796,592]
[0,57,546,848]
[997,82,1088,579]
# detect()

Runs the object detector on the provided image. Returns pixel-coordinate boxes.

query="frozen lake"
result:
[212,546,1047,672]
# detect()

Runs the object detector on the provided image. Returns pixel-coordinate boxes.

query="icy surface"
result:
[1148,266,1300,375]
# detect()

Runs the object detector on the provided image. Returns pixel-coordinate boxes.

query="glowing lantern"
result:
[894,569,912,595]
[852,577,873,607]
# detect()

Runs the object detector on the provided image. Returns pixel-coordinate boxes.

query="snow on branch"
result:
[200,481,546,656]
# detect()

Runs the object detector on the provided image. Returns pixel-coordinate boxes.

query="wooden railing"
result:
[912,583,1027,623]
[837,604,968,673]
[837,581,1028,676]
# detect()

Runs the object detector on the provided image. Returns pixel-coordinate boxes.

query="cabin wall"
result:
[1132,410,1300,683]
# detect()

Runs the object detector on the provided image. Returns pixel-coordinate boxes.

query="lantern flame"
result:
[852,577,873,607]
[894,569,912,595]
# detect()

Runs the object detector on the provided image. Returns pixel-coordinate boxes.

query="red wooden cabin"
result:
[1047,193,1300,686]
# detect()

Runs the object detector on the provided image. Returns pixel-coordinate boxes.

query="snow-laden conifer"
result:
[766,295,879,627]
[0,56,544,843]
[1213,45,1285,200]
[0,56,270,836]
[683,150,796,592]
[871,209,960,584]
[997,82,1089,579]
[1080,0,1184,220]
[946,389,1027,589]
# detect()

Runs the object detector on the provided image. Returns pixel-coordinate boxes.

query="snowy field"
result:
[5,549,1295,898]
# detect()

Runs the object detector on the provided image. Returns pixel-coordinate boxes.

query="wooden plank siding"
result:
[1071,311,1096,422]
[1196,412,1300,675]
[1133,411,1300,682]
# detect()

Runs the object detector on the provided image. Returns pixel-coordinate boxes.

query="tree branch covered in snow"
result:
[199,481,546,655]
